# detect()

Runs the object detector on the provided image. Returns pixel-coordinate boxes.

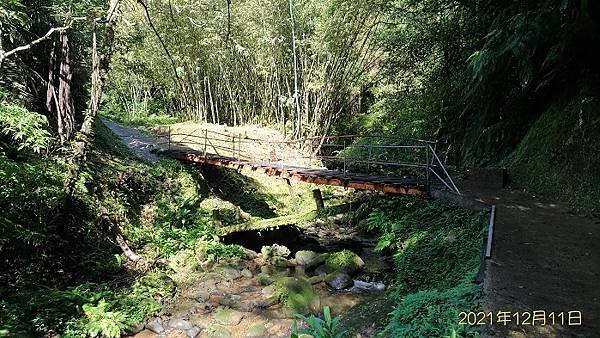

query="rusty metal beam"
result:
[167,150,426,196]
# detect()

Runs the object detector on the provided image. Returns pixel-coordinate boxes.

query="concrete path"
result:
[462,182,600,337]
[102,118,165,163]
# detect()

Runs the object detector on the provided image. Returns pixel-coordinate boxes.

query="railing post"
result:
[425,142,430,188]
[168,125,171,151]
[368,142,372,173]
[343,139,347,177]
[203,129,208,160]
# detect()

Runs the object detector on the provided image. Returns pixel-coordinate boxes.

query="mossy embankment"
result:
[338,196,487,337]
[505,96,600,215]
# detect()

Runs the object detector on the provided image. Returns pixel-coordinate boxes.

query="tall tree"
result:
[65,0,121,198]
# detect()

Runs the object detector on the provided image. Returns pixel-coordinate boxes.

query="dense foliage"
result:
[1,0,598,336]
[354,197,486,337]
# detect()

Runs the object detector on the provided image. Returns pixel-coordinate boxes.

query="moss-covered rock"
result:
[205,324,232,338]
[295,251,329,269]
[260,244,290,261]
[273,276,320,316]
[325,250,364,274]
[213,307,245,326]
[245,322,268,338]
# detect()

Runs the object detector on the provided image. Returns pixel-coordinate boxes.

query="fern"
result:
[0,100,52,153]
[292,306,347,338]
[82,299,129,338]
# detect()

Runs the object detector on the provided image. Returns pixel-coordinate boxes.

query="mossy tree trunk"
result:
[64,0,121,200]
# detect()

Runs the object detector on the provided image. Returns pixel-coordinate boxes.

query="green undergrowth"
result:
[505,96,600,215]
[2,117,318,337]
[342,196,487,337]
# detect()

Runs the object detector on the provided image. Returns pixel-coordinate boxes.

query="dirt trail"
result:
[462,182,600,337]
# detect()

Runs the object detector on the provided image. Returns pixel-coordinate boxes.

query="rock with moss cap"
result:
[213,307,245,326]
[295,250,329,269]
[273,276,320,316]
[325,250,364,274]
[205,324,231,338]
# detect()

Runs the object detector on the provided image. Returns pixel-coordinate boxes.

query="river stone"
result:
[258,273,274,286]
[295,250,317,266]
[219,266,242,281]
[325,250,365,274]
[213,307,245,326]
[187,326,202,338]
[205,325,232,338]
[245,323,268,338]
[325,271,353,290]
[195,290,210,303]
[169,318,193,331]
[241,268,253,278]
[145,318,164,334]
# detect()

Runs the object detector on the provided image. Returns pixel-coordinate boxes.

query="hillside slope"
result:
[506,96,600,215]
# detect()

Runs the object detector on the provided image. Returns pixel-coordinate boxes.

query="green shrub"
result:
[383,283,482,338]
[292,306,346,338]
[0,100,52,153]
[81,299,129,338]
[351,196,486,336]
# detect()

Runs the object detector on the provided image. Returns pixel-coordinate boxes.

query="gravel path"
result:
[102,118,165,163]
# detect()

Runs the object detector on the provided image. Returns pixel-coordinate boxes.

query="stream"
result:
[132,214,393,338]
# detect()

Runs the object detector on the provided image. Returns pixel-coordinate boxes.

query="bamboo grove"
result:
[107,0,383,138]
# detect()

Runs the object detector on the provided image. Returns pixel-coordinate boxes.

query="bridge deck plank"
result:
[167,150,427,195]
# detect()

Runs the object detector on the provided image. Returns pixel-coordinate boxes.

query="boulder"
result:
[261,244,290,261]
[273,276,320,315]
[295,251,329,269]
[145,318,164,334]
[168,318,193,331]
[218,265,242,281]
[295,250,317,265]
[325,250,364,274]
[213,307,245,326]
[325,272,353,290]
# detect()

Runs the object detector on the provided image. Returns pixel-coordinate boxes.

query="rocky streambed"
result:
[131,214,392,338]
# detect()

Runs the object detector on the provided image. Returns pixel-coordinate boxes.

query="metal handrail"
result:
[159,127,461,195]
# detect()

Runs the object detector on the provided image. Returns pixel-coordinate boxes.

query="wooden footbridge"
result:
[157,127,460,196]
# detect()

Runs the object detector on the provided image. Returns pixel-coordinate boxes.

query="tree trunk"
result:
[46,39,58,126]
[64,0,121,199]
[57,30,75,144]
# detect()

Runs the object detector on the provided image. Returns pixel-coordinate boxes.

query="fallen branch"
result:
[98,208,142,263]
